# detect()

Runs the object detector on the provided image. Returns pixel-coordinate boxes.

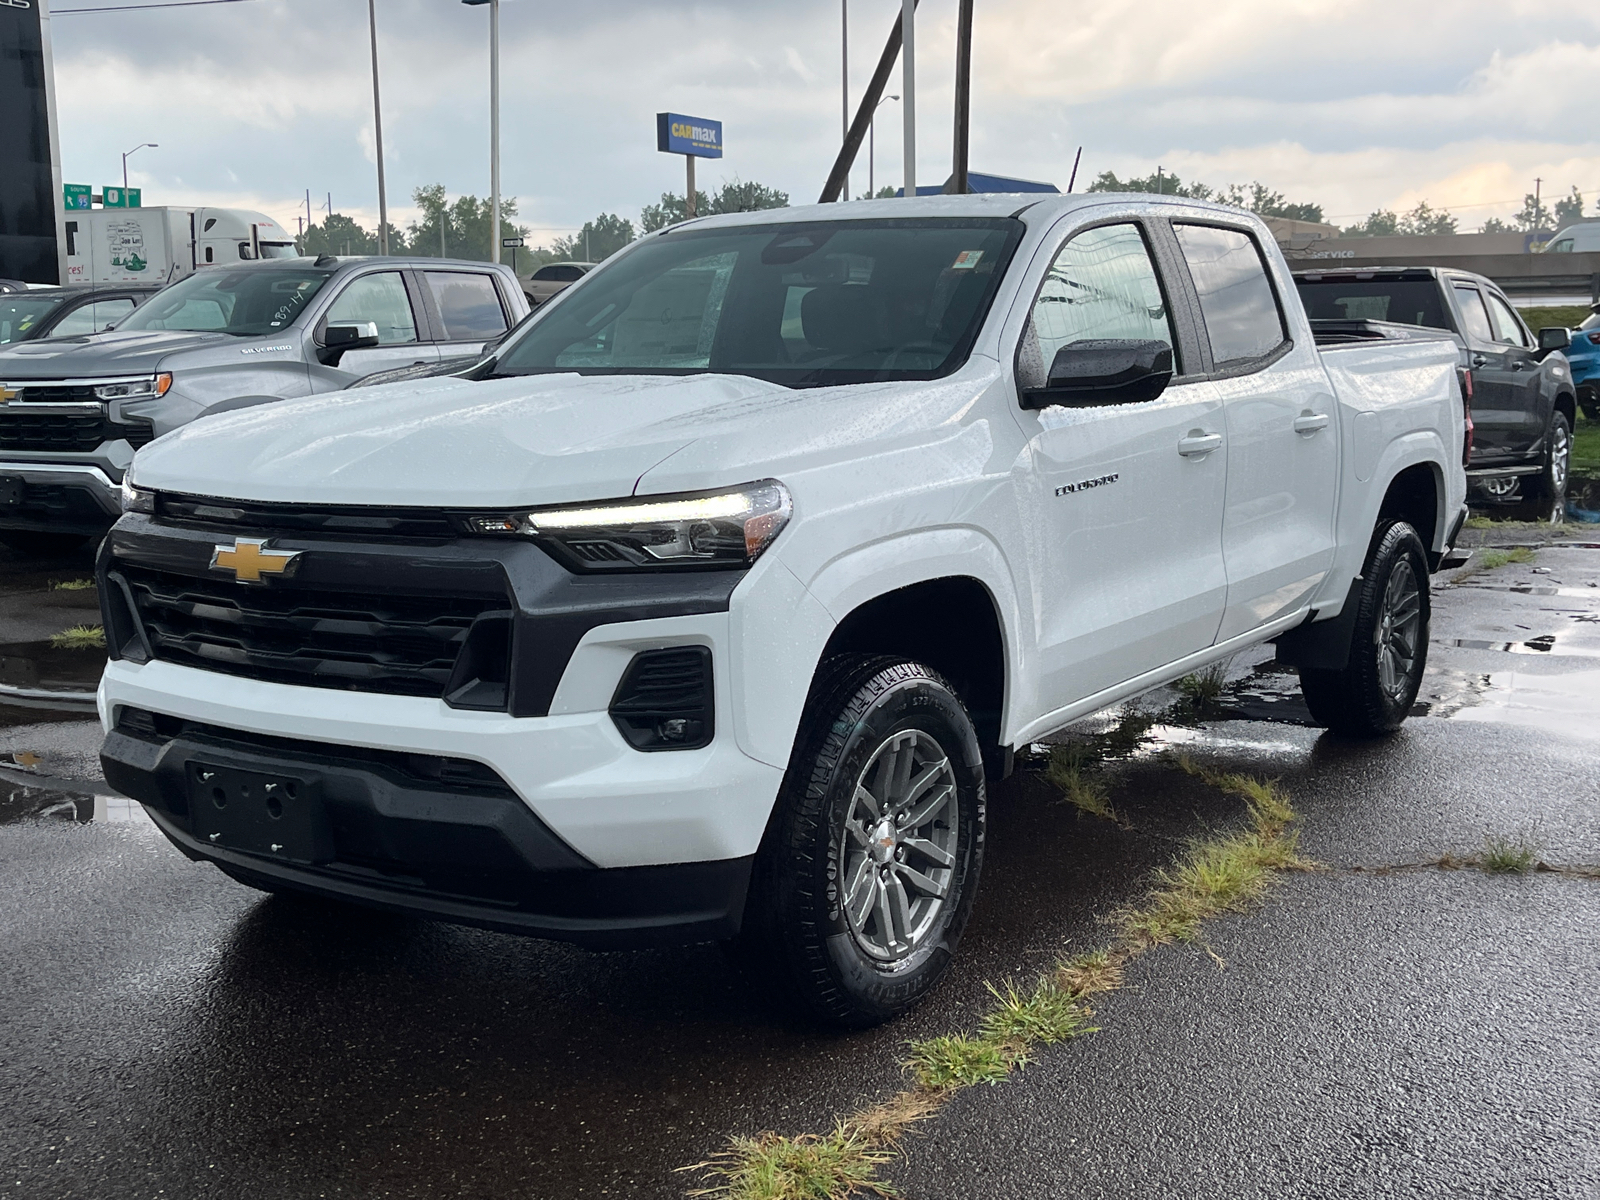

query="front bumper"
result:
[0,461,123,534]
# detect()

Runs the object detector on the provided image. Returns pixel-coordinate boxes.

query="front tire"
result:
[1299,520,1430,737]
[738,655,986,1028]
[1525,409,1571,504]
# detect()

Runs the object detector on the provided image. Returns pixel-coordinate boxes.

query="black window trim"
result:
[1010,213,1204,409]
[1446,279,1497,349]
[313,266,428,349]
[1483,286,1533,349]
[1165,217,1295,381]
[416,267,512,347]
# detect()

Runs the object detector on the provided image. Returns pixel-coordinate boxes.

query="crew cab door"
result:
[1483,288,1546,449]
[1169,222,1338,641]
[1449,281,1532,458]
[414,268,513,365]
[307,269,439,389]
[1010,219,1228,706]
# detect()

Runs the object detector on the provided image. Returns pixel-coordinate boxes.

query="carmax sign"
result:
[656,113,723,159]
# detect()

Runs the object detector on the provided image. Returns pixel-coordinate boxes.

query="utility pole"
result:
[1156,166,1163,195]
[950,0,972,194]
[1067,146,1082,192]
[841,0,850,201]
[1534,177,1543,232]
[368,0,389,255]
[462,0,501,263]
[818,0,919,204]
[901,0,916,198]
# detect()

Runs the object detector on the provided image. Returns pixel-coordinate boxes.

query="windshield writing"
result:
[119,269,333,336]
[490,218,1021,387]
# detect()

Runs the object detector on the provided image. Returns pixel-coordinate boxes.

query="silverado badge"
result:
[210,538,301,584]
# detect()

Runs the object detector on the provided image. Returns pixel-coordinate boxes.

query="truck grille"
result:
[119,564,510,699]
[0,407,154,452]
[155,494,459,541]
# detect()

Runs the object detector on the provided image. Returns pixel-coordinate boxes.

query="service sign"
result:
[656,112,723,159]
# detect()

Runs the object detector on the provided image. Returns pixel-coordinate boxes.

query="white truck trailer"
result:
[63,207,296,287]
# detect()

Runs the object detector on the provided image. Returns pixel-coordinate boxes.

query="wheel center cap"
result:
[870,818,898,864]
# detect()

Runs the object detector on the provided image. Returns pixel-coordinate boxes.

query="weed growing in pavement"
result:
[1463,515,1497,530]
[1480,831,1539,874]
[685,759,1305,1200]
[1177,660,1232,713]
[684,1124,900,1199]
[49,578,95,591]
[1477,546,1535,570]
[1045,743,1115,820]
[49,624,105,650]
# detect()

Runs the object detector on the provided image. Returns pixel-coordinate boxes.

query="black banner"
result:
[0,0,61,284]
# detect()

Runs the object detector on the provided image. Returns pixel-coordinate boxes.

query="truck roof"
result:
[1290,264,1503,291]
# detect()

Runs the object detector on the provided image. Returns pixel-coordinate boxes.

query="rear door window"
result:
[1451,285,1495,344]
[324,272,419,344]
[423,271,508,340]
[533,264,583,283]
[1172,224,1287,367]
[51,297,138,337]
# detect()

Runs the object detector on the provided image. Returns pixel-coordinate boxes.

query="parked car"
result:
[0,284,160,346]
[1294,266,1574,506]
[0,255,529,553]
[1565,305,1600,421]
[100,195,1466,1027]
[520,260,593,307]
[1542,222,1600,254]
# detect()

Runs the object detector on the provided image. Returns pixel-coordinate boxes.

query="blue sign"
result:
[657,112,723,159]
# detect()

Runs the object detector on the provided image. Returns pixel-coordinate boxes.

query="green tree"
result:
[1396,201,1457,236]
[552,213,636,262]
[406,183,529,261]
[1510,193,1546,233]
[1088,171,1322,221]
[1481,216,1511,234]
[640,179,789,232]
[1554,186,1585,227]
[1342,210,1400,237]
[296,212,398,257]
[857,185,898,200]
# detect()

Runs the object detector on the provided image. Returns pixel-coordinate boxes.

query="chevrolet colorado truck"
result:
[96,195,1466,1027]
[0,256,526,553]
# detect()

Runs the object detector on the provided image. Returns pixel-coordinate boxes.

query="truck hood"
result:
[129,372,798,507]
[0,329,239,378]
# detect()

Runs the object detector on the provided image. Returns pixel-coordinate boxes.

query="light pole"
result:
[463,0,501,264]
[869,95,898,199]
[121,143,157,190]
[841,0,849,202]
[901,0,915,198]
[367,0,389,254]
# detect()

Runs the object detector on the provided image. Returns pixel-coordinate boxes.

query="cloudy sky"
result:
[43,0,1600,244]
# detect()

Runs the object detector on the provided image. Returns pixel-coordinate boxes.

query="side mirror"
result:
[1538,326,1571,354]
[318,321,380,367]
[1021,339,1174,410]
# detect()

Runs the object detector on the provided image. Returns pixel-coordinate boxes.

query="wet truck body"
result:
[95,195,1465,1026]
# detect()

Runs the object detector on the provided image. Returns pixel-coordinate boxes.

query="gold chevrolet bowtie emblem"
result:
[0,386,15,404]
[210,538,301,584]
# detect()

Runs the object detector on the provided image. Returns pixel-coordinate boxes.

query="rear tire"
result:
[1299,520,1430,737]
[736,655,986,1028]
[1525,409,1571,504]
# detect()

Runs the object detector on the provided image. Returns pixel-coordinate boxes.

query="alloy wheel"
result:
[838,729,961,963]
[1375,559,1423,702]
[1551,421,1571,494]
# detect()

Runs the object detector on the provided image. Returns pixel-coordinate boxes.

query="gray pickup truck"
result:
[0,256,528,553]
[1294,266,1575,511]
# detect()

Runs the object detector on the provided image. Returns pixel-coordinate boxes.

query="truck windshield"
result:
[0,295,67,344]
[489,217,1023,387]
[258,243,299,259]
[118,268,334,336]
[1294,277,1452,331]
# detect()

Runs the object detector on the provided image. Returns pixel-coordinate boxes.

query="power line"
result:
[53,0,261,14]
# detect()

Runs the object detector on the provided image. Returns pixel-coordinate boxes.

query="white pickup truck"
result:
[97,194,1466,1027]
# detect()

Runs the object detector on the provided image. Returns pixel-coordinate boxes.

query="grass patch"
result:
[49,624,105,650]
[1176,660,1231,712]
[1476,546,1535,570]
[1045,743,1115,821]
[1575,417,1600,473]
[685,1125,901,1199]
[1481,832,1538,874]
[1054,949,1125,1000]
[1463,515,1497,530]
[1519,305,1590,332]
[978,978,1096,1047]
[49,578,95,591]
[906,1033,1021,1089]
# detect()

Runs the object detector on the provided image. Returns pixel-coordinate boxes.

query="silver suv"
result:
[0,256,528,552]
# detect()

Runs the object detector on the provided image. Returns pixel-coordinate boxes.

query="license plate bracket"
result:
[186,762,333,865]
[0,476,23,508]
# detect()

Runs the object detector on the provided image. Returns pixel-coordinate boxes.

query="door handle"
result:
[1293,412,1330,435]
[1509,361,1525,371]
[1178,431,1223,457]
[1471,354,1489,368]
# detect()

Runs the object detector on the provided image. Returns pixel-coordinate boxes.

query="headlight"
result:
[96,373,172,402]
[468,480,792,570]
[120,477,155,513]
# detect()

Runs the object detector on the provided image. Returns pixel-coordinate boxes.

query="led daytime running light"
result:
[529,491,753,531]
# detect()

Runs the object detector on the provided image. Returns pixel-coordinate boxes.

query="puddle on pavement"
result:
[1446,668,1600,739]
[0,778,145,826]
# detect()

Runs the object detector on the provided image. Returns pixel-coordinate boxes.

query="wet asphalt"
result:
[0,529,1597,1199]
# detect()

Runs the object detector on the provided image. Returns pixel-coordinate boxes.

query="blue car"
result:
[1572,306,1600,420]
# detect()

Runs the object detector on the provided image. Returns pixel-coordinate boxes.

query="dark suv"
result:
[1294,267,1575,507]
